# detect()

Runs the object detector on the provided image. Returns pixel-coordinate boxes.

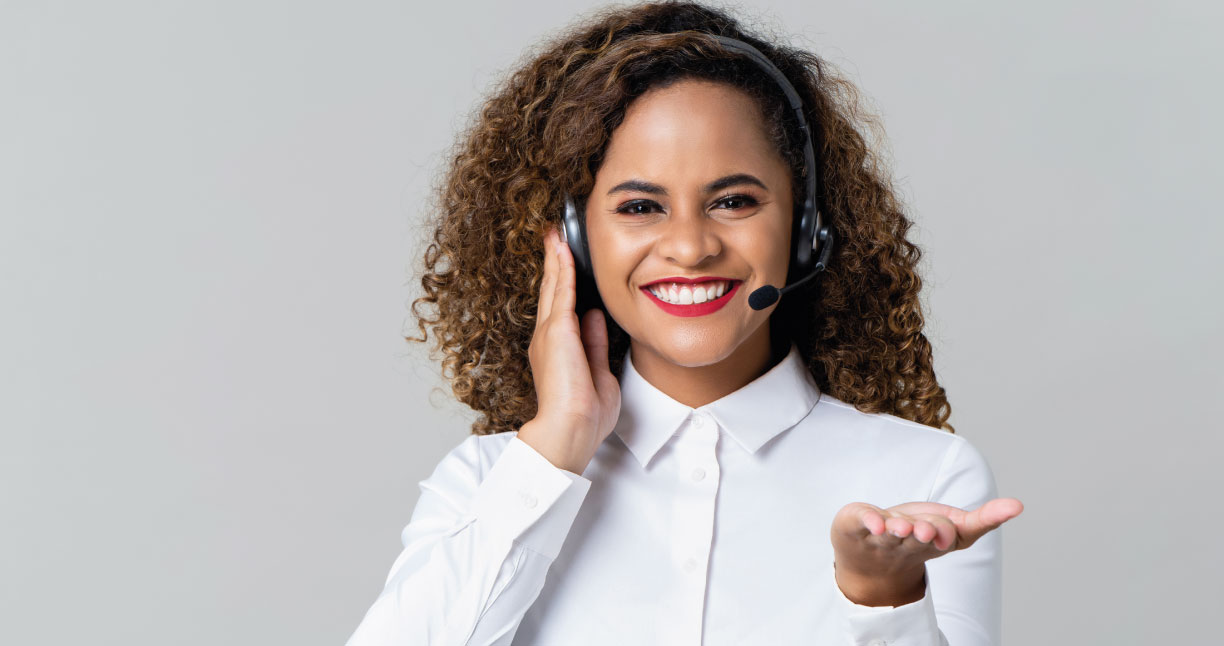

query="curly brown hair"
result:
[407,1,954,435]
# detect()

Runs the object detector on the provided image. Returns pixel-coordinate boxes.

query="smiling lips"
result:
[640,279,742,317]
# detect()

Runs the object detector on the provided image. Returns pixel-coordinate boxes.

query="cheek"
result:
[586,222,636,288]
[734,222,792,277]
[768,218,793,276]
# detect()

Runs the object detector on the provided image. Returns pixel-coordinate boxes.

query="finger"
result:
[911,513,957,552]
[885,501,965,523]
[855,504,886,537]
[537,229,558,327]
[980,498,1025,526]
[834,502,884,538]
[864,510,885,537]
[884,515,913,539]
[581,308,610,375]
[910,519,937,545]
[959,498,1025,547]
[552,226,577,318]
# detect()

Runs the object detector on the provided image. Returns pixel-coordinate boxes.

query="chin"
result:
[637,330,742,368]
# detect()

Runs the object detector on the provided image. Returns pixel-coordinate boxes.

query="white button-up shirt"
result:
[347,343,1002,645]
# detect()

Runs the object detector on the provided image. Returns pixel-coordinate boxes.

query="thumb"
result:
[958,498,1024,548]
[581,308,611,375]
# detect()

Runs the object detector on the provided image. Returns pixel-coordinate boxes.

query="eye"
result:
[615,200,661,215]
[616,195,760,216]
[715,194,759,210]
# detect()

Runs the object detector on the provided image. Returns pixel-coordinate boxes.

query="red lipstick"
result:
[641,276,736,287]
[640,280,742,318]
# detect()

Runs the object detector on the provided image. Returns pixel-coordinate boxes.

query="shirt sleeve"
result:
[345,432,592,646]
[832,435,1002,646]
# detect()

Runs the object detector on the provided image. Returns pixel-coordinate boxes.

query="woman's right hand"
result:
[517,227,622,475]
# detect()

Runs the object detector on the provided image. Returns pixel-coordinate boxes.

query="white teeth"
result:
[648,280,733,305]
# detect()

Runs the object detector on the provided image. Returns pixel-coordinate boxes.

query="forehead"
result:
[599,78,784,180]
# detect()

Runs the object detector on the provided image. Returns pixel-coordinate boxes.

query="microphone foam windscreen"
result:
[748,285,780,310]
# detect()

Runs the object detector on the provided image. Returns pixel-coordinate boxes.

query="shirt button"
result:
[691,415,705,428]
[521,492,538,509]
[682,557,698,573]
[691,467,706,481]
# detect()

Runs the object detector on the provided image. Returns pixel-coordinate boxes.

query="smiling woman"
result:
[585,79,794,397]
[409,19,954,436]
[348,2,1021,645]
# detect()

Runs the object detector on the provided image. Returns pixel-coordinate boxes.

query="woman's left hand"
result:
[830,498,1024,607]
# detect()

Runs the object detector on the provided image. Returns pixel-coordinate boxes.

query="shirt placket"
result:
[663,410,721,646]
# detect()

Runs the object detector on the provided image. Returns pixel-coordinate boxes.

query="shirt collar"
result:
[611,342,822,469]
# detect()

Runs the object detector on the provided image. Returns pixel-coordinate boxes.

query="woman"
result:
[349,2,1022,644]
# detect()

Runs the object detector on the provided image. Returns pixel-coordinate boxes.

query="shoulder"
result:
[809,394,997,505]
[811,392,959,447]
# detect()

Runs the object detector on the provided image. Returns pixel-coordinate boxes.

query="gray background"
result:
[3,0,1220,643]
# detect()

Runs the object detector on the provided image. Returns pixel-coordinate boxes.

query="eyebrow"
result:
[605,173,768,197]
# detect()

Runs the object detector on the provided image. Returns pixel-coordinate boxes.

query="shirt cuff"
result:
[470,435,592,560]
[832,560,941,646]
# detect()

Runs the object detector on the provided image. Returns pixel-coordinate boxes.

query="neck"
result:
[629,326,789,409]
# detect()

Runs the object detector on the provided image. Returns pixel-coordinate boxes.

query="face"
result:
[585,78,793,370]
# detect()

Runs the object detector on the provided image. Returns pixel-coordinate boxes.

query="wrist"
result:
[518,418,588,475]
[833,561,927,607]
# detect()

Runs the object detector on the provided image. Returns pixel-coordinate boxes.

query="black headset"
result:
[560,34,834,315]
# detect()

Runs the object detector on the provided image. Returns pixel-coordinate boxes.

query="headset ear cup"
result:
[814,225,833,270]
[788,205,811,279]
[561,193,591,278]
[561,192,606,315]
[575,197,594,279]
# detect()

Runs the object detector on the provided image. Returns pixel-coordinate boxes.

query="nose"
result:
[655,204,722,267]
